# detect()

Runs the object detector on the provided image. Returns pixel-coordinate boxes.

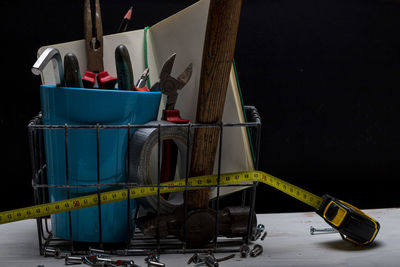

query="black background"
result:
[1,0,400,214]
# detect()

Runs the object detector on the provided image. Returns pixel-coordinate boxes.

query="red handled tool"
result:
[83,0,117,89]
[135,68,150,92]
[115,46,151,91]
[157,54,193,184]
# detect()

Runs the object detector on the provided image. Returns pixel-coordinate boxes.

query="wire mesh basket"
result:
[27,105,261,256]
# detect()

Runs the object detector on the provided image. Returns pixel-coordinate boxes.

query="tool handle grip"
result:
[187,0,243,209]
[84,0,104,73]
[64,53,83,88]
[115,45,134,90]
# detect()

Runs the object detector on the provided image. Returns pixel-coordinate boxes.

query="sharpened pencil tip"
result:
[124,6,133,20]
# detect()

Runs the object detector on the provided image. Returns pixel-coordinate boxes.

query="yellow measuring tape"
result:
[0,171,322,225]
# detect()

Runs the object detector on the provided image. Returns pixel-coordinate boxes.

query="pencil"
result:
[118,6,133,33]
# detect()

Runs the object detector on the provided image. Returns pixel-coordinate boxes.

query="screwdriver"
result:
[64,53,83,88]
[115,44,134,90]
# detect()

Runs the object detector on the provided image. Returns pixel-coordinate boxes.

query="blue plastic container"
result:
[40,85,161,242]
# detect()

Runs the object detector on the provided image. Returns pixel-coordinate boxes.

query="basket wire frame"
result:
[27,106,262,256]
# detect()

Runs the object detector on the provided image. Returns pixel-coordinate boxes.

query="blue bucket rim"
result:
[41,84,162,95]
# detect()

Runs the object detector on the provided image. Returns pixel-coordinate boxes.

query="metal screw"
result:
[215,254,235,262]
[188,253,200,264]
[65,255,83,265]
[251,224,265,241]
[310,226,338,235]
[113,259,135,266]
[86,255,136,267]
[203,255,219,267]
[190,253,222,267]
[89,247,106,254]
[44,247,66,259]
[43,247,58,257]
[113,248,144,256]
[96,257,113,263]
[89,246,144,257]
[83,256,96,266]
[239,244,250,258]
[189,252,232,266]
[250,244,263,257]
[56,250,70,259]
[148,260,165,267]
[145,252,160,263]
[260,231,267,240]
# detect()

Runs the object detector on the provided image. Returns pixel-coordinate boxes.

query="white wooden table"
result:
[0,209,398,266]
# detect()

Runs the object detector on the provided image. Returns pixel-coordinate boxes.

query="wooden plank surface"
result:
[0,209,396,266]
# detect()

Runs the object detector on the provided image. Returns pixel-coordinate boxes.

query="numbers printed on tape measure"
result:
[0,171,324,224]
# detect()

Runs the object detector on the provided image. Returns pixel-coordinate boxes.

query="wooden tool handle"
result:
[186,0,242,209]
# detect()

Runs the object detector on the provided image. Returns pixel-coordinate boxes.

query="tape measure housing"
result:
[317,195,380,245]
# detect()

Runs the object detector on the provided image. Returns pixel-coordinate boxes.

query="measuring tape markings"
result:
[0,171,323,224]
